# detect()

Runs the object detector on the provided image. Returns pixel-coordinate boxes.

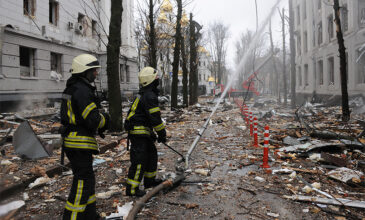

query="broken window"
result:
[318,22,323,45]
[77,13,92,37]
[328,14,334,40]
[304,31,308,53]
[357,50,365,84]
[49,0,59,26]
[341,4,348,32]
[304,64,308,86]
[360,6,365,27]
[126,65,130,83]
[77,13,86,36]
[19,46,36,77]
[23,0,36,16]
[328,57,335,85]
[298,66,302,87]
[297,35,302,55]
[50,52,62,74]
[318,60,324,85]
[120,64,125,82]
[296,5,300,25]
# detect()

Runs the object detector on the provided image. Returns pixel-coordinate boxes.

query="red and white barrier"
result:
[261,125,270,168]
[249,111,253,136]
[253,117,259,147]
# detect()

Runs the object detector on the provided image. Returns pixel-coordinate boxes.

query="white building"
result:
[294,0,365,100]
[0,0,138,110]
[197,46,213,95]
[139,0,213,96]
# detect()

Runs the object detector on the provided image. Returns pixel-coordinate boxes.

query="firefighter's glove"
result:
[157,129,167,143]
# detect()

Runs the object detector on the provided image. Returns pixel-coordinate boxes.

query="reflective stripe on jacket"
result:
[125,84,165,136]
[60,76,106,153]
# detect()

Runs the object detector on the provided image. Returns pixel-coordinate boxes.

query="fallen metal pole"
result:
[185,117,211,169]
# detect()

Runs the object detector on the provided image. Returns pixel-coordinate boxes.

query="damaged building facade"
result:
[0,0,138,111]
[294,0,365,101]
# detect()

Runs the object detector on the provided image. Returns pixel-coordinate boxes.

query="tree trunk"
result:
[148,0,157,68]
[107,0,123,131]
[269,20,280,102]
[189,13,195,105]
[190,14,199,105]
[181,32,189,107]
[281,8,287,106]
[289,0,296,109]
[171,0,182,109]
[333,0,350,121]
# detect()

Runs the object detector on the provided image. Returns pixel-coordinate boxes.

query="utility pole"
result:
[333,0,350,121]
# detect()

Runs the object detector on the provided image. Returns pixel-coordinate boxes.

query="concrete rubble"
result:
[0,97,364,219]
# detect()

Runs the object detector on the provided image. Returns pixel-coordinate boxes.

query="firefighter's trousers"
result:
[63,150,97,220]
[126,136,158,194]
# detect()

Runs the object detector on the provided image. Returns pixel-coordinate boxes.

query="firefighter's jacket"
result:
[60,76,106,153]
[125,84,165,137]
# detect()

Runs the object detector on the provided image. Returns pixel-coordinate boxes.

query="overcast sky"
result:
[187,0,288,69]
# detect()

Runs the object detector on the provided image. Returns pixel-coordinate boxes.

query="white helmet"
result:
[70,54,101,74]
[138,67,158,87]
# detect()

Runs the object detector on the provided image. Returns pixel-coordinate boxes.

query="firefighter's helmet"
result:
[70,54,101,74]
[138,67,158,87]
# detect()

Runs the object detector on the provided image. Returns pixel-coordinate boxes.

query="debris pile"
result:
[0,97,364,219]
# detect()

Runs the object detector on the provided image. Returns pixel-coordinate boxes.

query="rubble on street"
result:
[0,96,365,219]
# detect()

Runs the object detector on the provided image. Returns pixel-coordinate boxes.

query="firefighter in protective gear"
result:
[124,67,166,197]
[61,54,109,219]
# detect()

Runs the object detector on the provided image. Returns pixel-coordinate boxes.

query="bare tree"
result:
[333,0,350,121]
[171,0,182,109]
[269,20,280,102]
[181,26,189,106]
[234,30,266,89]
[208,21,229,85]
[289,0,296,109]
[107,0,123,131]
[189,14,202,104]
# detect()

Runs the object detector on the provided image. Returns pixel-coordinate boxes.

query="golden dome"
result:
[208,76,215,82]
[158,11,168,24]
[161,0,173,13]
[141,45,148,51]
[197,46,208,53]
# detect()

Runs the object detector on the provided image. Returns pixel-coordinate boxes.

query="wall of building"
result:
[0,0,138,105]
[294,0,365,99]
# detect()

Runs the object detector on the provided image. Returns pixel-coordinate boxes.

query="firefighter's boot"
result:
[126,185,146,197]
[144,178,163,189]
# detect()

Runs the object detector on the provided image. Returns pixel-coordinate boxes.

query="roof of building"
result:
[161,0,173,13]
